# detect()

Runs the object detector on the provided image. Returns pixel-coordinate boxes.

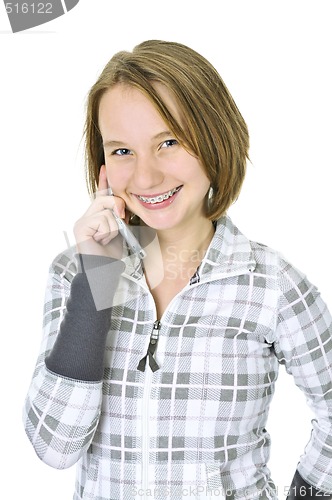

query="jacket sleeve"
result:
[22,250,123,469]
[272,256,332,495]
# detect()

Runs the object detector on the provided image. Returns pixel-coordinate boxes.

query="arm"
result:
[23,167,129,469]
[273,258,332,497]
[45,252,125,380]
[23,250,124,469]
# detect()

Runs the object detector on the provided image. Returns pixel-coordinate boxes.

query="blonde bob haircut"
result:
[84,40,249,221]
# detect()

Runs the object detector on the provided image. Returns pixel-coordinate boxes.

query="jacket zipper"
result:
[141,363,152,500]
[135,267,255,496]
[140,320,160,498]
[136,266,255,375]
[137,320,161,372]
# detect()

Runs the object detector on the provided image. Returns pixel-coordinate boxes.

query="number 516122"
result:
[5,3,53,14]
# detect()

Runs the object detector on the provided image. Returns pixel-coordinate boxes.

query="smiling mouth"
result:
[136,186,182,204]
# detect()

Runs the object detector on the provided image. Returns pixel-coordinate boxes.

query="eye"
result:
[112,148,132,156]
[160,139,179,149]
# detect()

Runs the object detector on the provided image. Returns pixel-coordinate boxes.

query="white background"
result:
[1,0,331,498]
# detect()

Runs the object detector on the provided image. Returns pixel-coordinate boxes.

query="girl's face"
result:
[98,83,211,234]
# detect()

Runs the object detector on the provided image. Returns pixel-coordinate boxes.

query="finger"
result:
[82,194,116,217]
[95,166,126,218]
[112,198,126,219]
[83,194,127,222]
[78,207,117,237]
[96,165,110,197]
[91,211,119,242]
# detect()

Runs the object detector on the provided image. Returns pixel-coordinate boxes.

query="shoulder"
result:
[48,246,78,285]
[249,239,311,297]
[250,240,280,271]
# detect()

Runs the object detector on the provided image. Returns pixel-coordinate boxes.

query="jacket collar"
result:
[198,216,256,280]
[122,216,256,282]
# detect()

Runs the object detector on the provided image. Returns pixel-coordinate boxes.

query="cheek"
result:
[183,156,210,185]
[105,164,128,192]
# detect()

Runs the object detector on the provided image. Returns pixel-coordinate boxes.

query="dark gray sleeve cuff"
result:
[287,470,332,499]
[76,253,126,311]
[45,254,125,382]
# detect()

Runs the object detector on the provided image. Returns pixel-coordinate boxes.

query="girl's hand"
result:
[73,166,125,257]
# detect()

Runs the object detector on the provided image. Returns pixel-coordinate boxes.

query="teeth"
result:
[138,187,180,204]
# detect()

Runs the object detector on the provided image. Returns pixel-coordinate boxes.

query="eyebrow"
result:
[103,130,173,149]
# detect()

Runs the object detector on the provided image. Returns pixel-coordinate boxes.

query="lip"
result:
[134,185,183,210]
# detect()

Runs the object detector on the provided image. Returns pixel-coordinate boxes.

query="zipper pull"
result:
[137,320,161,372]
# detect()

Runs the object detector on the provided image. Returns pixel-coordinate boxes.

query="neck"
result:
[157,219,215,264]
[142,219,215,290]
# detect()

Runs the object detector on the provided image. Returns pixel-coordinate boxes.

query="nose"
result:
[132,154,164,191]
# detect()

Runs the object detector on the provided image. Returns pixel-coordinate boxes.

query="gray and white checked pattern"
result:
[23,216,332,499]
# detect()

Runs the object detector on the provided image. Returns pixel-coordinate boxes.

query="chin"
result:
[139,213,181,231]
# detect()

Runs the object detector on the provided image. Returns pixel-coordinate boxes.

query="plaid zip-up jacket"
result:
[23,216,332,499]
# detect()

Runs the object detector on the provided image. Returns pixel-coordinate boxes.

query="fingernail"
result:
[114,206,125,219]
[113,206,121,218]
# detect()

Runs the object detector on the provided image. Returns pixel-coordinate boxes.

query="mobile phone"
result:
[112,211,146,260]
